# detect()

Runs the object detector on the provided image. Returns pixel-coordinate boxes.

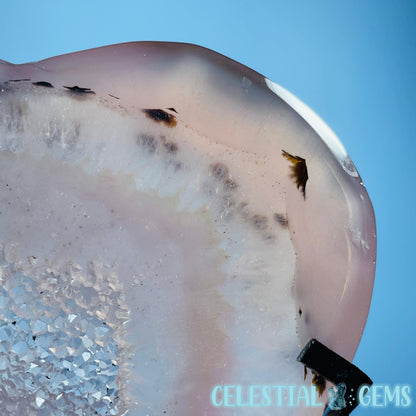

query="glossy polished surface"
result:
[0,42,376,415]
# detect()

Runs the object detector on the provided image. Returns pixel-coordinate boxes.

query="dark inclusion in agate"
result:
[0,43,376,416]
[143,108,177,127]
[282,149,309,198]
[63,85,96,95]
[32,81,54,88]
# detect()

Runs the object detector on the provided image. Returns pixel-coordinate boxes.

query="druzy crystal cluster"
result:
[0,244,128,415]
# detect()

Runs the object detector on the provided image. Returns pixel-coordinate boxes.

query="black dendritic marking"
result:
[32,81,54,88]
[143,109,177,127]
[163,141,178,154]
[63,85,96,95]
[138,134,180,156]
[160,136,179,154]
[211,162,229,181]
[8,79,31,82]
[252,214,268,230]
[210,162,238,191]
[282,150,308,198]
[274,213,288,226]
[138,134,157,154]
[224,178,238,191]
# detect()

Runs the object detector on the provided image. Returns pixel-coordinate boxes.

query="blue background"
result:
[1,1,415,415]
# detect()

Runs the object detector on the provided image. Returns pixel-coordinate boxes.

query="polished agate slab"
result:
[0,43,376,415]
